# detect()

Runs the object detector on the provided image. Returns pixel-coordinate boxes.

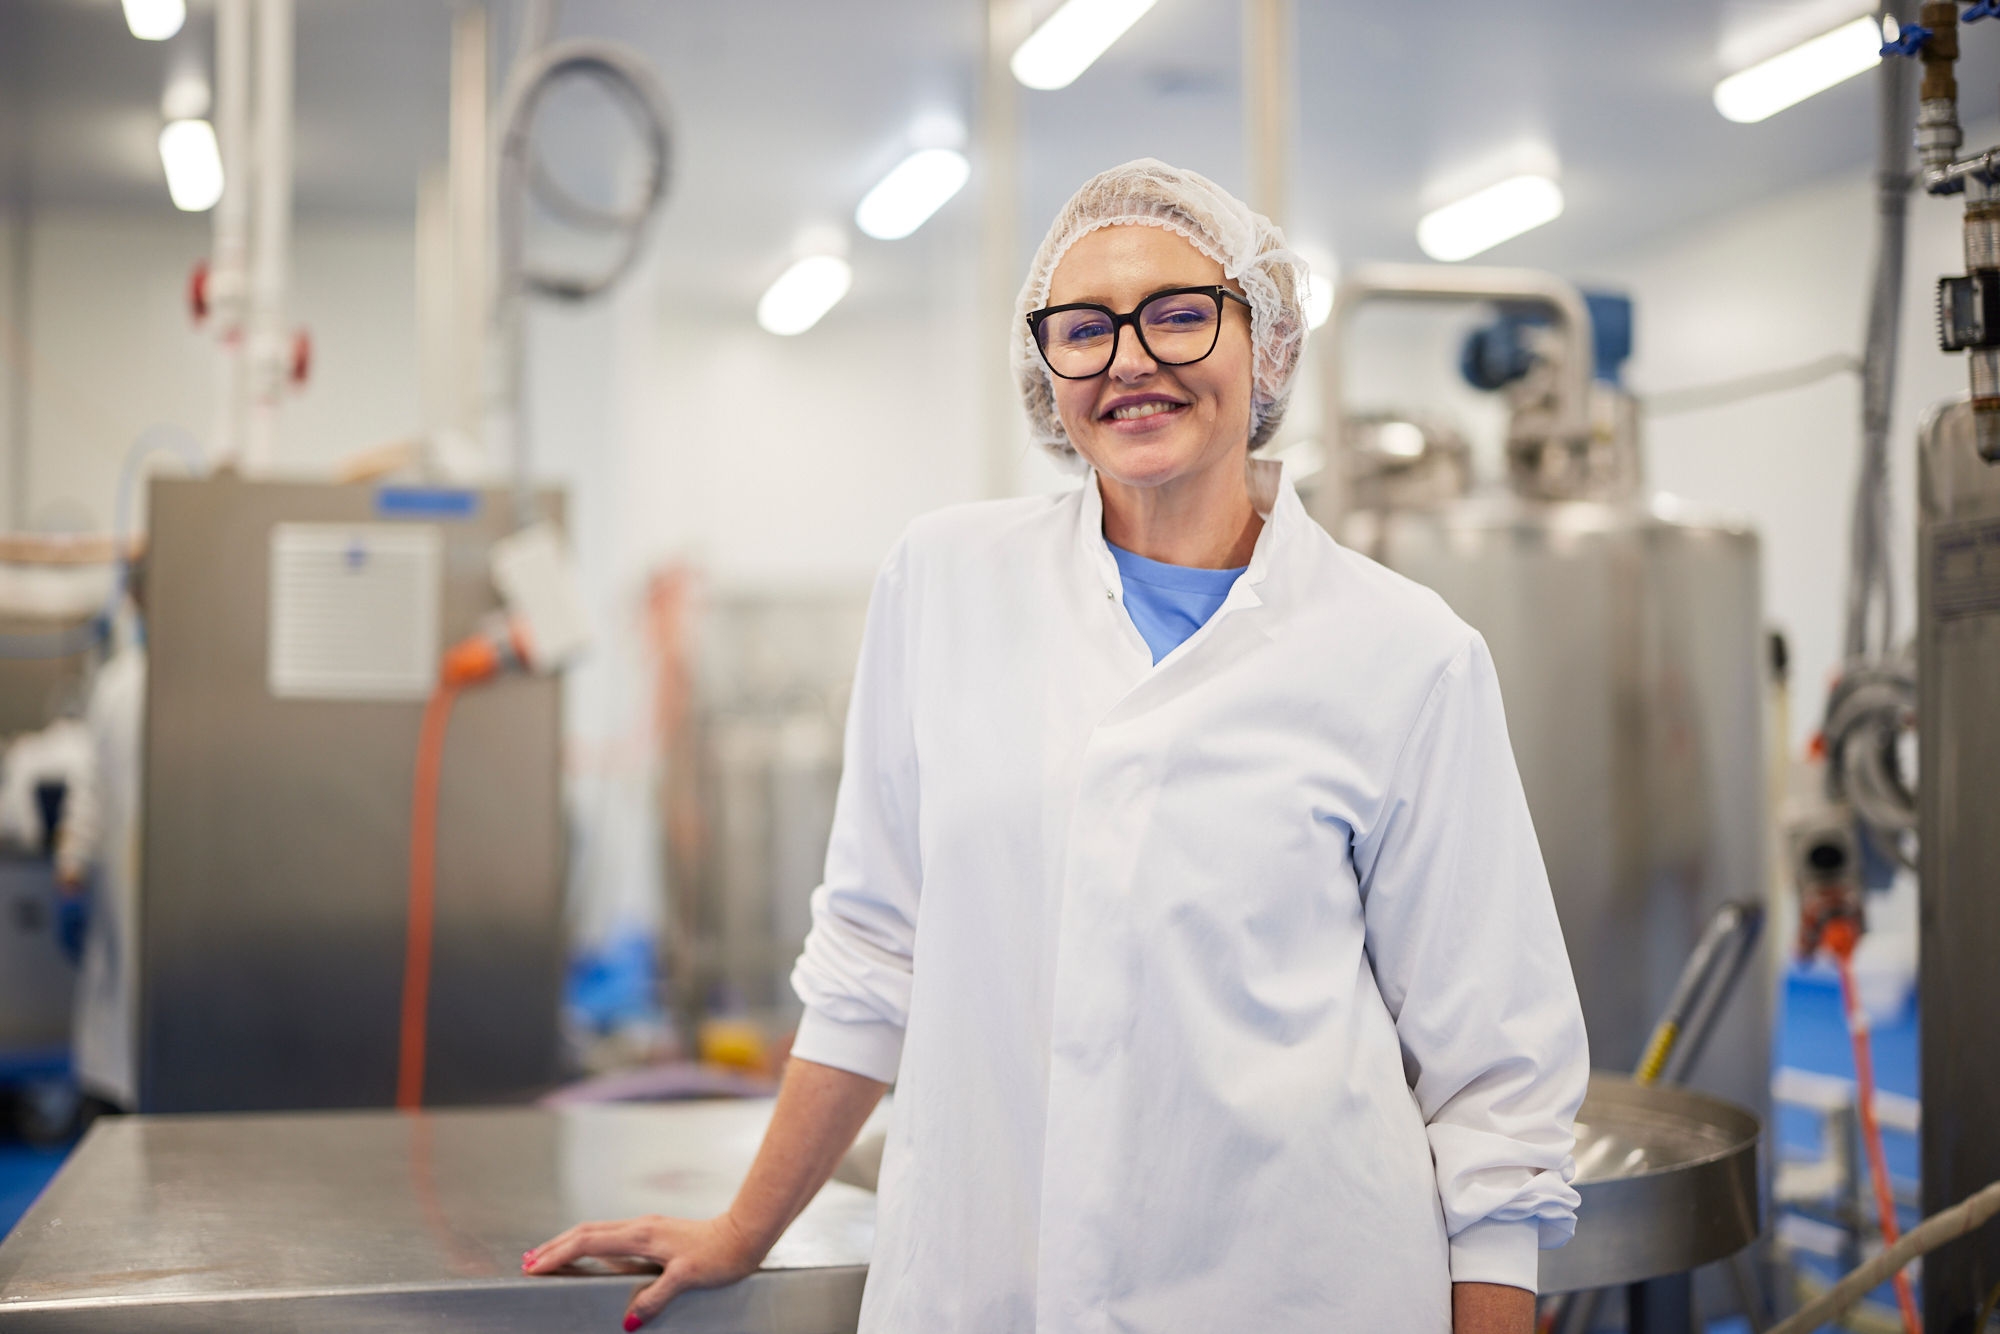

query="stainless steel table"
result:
[0,1100,872,1332]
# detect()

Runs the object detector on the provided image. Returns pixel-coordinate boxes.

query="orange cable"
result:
[397,680,462,1111]
[1828,921,1923,1334]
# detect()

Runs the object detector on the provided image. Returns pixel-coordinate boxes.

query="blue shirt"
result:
[1107,541,1246,664]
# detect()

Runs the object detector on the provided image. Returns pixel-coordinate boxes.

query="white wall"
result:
[17,206,419,532]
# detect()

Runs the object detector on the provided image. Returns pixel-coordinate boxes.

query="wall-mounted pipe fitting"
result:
[1916,0,1962,174]
[1321,263,1596,451]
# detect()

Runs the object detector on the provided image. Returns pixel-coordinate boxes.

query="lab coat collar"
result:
[1076,455,1297,606]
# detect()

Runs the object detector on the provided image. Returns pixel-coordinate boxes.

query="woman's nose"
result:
[1107,323,1157,379]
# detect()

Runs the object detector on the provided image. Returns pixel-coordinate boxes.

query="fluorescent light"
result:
[757,255,852,336]
[123,0,186,41]
[856,149,971,240]
[1416,175,1564,263]
[159,119,224,212]
[1713,15,1883,124]
[1011,0,1157,91]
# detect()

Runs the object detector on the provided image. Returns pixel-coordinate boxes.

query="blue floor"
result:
[0,1140,71,1236]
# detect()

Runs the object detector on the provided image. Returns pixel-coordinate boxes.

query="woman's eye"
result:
[1062,320,1111,342]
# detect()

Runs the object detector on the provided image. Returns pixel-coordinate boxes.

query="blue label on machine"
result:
[375,487,479,520]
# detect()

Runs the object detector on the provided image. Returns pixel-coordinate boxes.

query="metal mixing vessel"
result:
[1332,493,1771,1124]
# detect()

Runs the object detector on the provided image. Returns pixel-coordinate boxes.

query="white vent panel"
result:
[268,524,442,701]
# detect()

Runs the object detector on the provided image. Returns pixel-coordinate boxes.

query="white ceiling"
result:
[4,0,1993,304]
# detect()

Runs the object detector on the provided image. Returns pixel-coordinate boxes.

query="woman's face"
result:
[1044,224,1254,493]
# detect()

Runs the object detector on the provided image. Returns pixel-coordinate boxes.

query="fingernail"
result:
[623,1314,642,1332]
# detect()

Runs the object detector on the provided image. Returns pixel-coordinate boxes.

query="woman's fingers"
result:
[623,1264,689,1330]
[523,1218,660,1274]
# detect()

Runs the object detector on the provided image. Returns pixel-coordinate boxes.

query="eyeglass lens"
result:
[1035,290,1224,378]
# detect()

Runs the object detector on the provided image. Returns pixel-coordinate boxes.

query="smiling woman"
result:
[529,160,1587,1334]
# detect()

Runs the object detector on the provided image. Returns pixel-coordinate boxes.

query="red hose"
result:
[396,681,462,1111]
[1825,918,1922,1334]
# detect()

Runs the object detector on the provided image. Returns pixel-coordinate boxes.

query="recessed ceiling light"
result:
[856,149,971,241]
[757,255,852,336]
[123,0,186,41]
[159,120,224,212]
[1416,175,1564,263]
[1713,14,1884,124]
[1011,0,1157,92]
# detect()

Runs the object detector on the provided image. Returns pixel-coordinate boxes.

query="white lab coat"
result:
[55,647,144,1109]
[789,468,1589,1332]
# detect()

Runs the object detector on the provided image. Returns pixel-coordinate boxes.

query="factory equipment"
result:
[675,592,867,1044]
[1312,264,1771,1131]
[1874,7,2000,1325]
[137,476,567,1111]
[1916,396,2000,1328]
[0,1099,874,1331]
[1312,265,1770,1323]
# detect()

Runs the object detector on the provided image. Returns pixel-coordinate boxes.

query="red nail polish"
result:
[623,1314,642,1332]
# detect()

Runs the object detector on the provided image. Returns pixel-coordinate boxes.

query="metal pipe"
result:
[1321,263,1595,454]
[210,0,251,466]
[243,0,292,471]
[447,4,488,448]
[1241,0,1292,226]
[980,0,1029,499]
[1843,8,1912,665]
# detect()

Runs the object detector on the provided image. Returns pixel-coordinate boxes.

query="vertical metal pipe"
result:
[244,0,293,471]
[979,0,1028,500]
[447,4,489,447]
[211,0,251,467]
[6,194,28,531]
[415,166,453,436]
[1241,0,1292,225]
[1843,1,1912,663]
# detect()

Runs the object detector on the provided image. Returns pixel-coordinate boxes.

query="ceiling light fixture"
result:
[757,255,853,336]
[123,0,186,41]
[1011,0,1157,91]
[1713,15,1886,124]
[856,149,972,241]
[1416,175,1565,263]
[159,119,225,212]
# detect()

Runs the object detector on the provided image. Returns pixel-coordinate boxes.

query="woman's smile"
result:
[1098,393,1192,432]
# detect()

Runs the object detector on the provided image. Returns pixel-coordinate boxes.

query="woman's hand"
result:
[522,1212,763,1330]
[523,1057,888,1330]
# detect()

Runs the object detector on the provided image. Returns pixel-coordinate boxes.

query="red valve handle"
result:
[188,260,210,323]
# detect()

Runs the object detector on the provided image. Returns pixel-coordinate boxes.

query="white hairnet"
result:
[1013,158,1310,466]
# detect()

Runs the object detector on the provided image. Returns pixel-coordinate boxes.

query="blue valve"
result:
[1881,22,1933,55]
[1966,0,2000,22]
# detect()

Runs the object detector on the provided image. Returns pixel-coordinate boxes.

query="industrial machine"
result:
[137,476,567,1111]
[1311,265,1772,1135]
[1915,399,2000,1329]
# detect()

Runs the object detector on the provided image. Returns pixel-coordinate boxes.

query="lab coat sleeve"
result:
[788,538,921,1086]
[1352,633,1589,1293]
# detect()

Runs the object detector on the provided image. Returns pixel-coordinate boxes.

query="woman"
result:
[527,160,1589,1334]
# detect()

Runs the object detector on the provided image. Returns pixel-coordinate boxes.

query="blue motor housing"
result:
[1460,290,1633,390]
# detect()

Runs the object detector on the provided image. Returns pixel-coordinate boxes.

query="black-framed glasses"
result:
[1026,285,1252,380]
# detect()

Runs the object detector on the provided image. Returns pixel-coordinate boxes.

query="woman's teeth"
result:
[1106,400,1182,421]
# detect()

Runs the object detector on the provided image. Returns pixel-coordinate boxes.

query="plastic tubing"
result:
[1766,1177,2000,1334]
[1827,918,1922,1334]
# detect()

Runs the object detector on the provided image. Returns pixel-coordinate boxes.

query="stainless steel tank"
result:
[1311,265,1772,1138]
[1330,493,1771,1117]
